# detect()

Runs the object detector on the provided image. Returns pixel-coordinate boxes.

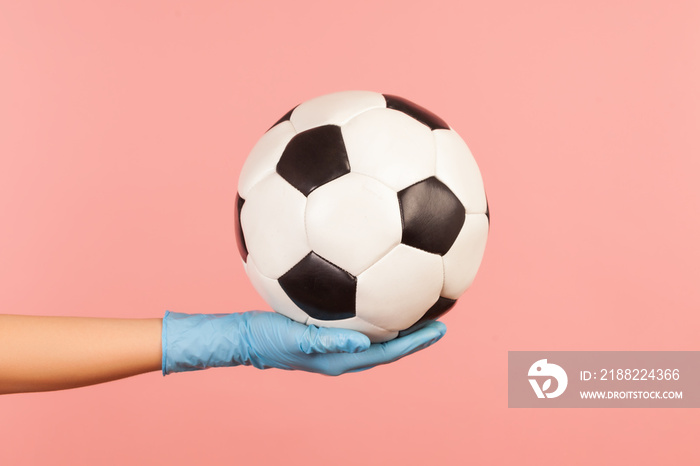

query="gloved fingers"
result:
[378,320,446,361]
[330,321,446,374]
[298,325,372,355]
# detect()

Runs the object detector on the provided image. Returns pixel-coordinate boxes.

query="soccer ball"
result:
[235,91,489,342]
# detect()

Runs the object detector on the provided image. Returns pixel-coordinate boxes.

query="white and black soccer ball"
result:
[235,91,489,342]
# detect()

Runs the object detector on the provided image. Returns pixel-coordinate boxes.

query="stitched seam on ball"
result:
[355,316,395,333]
[303,188,311,270]
[431,129,439,175]
[288,111,299,134]
[337,100,386,129]
[397,191,405,234]
[440,256,447,297]
[312,250,357,282]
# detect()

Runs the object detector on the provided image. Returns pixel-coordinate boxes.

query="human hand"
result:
[162,311,446,376]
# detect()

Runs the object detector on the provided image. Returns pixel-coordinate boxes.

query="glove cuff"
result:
[162,311,244,375]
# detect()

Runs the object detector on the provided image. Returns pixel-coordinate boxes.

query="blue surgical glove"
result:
[162,311,446,376]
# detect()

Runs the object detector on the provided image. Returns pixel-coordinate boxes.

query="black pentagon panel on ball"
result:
[234,193,248,261]
[398,177,466,255]
[398,296,457,337]
[383,94,450,130]
[278,252,357,321]
[276,125,351,196]
[268,106,296,131]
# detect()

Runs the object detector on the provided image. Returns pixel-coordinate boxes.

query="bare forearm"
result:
[0,315,162,394]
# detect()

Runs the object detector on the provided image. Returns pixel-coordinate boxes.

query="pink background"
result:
[1,1,699,464]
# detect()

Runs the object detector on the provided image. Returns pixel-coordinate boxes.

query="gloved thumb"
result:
[299,325,371,354]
